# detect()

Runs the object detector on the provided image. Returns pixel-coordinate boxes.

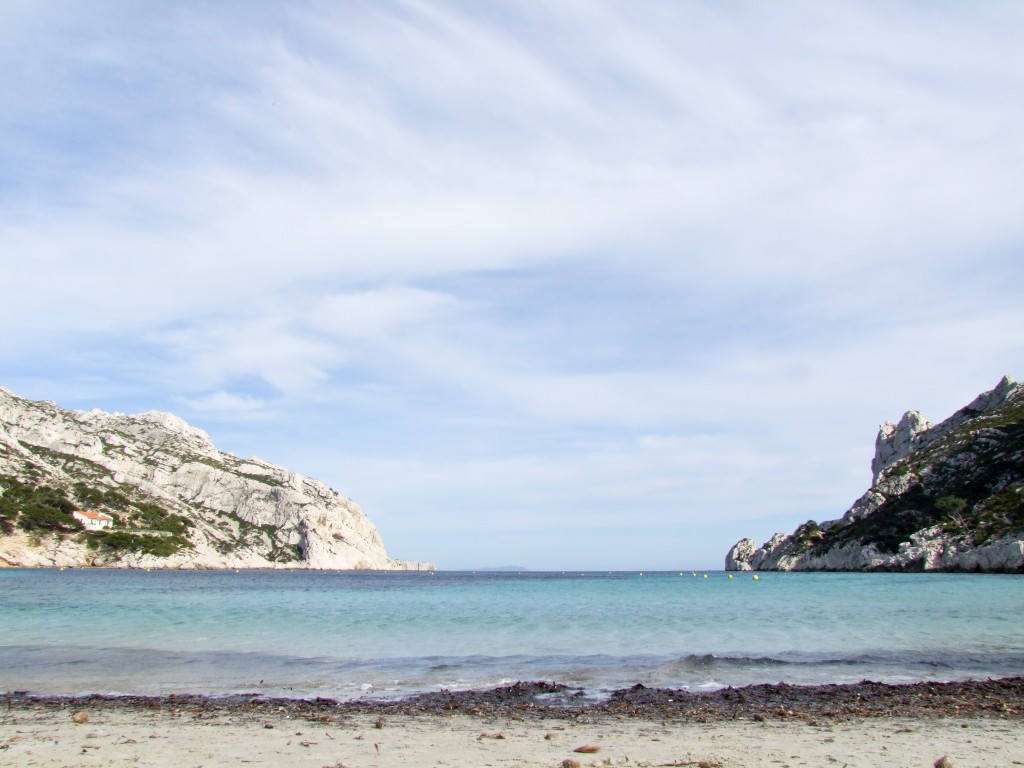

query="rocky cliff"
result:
[726,376,1024,572]
[0,387,434,570]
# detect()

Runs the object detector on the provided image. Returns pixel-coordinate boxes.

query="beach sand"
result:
[4,708,1024,767]
[3,681,1023,767]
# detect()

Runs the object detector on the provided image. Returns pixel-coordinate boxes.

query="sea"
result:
[2,569,1022,701]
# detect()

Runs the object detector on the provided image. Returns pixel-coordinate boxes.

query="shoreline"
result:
[7,677,1023,723]
[4,679,1023,767]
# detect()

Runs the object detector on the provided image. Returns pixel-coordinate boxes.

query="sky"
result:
[2,1,1022,570]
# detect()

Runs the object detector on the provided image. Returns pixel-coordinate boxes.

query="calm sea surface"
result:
[1,569,1022,700]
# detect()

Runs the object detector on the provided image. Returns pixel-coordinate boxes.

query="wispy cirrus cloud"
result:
[2,1,1023,568]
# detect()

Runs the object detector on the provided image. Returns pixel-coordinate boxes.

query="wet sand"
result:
[3,678,1023,767]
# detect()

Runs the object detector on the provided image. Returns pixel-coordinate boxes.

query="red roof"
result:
[75,510,114,521]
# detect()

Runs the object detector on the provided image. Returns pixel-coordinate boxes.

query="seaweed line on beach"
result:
[5,677,1023,725]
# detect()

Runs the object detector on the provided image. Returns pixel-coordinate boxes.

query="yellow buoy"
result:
[753,574,760,581]
[727,574,733,579]
[703,574,708,579]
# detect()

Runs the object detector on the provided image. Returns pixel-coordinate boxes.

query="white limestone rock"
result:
[870,374,1021,484]
[871,410,931,483]
[0,386,434,571]
[724,538,757,570]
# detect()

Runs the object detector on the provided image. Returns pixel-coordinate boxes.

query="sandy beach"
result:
[4,709,1024,768]
[4,680,1023,767]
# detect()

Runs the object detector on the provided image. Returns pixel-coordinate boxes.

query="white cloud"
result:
[152,313,341,398]
[177,391,272,416]
[311,286,459,340]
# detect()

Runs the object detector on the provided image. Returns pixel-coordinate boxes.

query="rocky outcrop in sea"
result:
[0,387,433,570]
[726,376,1024,572]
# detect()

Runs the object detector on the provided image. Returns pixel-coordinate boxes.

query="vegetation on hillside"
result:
[0,395,316,567]
[0,477,79,534]
[0,443,296,562]
[810,399,1024,557]
[0,473,194,557]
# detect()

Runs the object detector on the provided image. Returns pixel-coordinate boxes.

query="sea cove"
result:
[3,569,1022,700]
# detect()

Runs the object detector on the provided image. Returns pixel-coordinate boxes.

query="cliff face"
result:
[726,376,1024,573]
[0,387,433,570]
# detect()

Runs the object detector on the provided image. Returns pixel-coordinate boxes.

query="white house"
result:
[73,510,114,531]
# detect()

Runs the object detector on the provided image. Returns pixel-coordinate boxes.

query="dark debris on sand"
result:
[5,678,1023,725]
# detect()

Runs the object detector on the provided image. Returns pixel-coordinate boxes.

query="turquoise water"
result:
[1,569,1022,699]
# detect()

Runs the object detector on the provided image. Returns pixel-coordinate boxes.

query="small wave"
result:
[6,644,1024,700]
[660,654,791,672]
[662,650,1024,671]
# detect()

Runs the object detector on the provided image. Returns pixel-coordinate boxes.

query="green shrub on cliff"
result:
[87,530,189,557]
[72,481,130,510]
[791,520,825,553]
[130,501,193,535]
[0,476,80,532]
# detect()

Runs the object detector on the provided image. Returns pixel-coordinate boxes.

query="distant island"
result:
[727,375,1024,572]
[0,386,433,571]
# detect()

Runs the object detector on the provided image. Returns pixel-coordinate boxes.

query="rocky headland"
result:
[726,376,1024,572]
[0,386,433,570]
